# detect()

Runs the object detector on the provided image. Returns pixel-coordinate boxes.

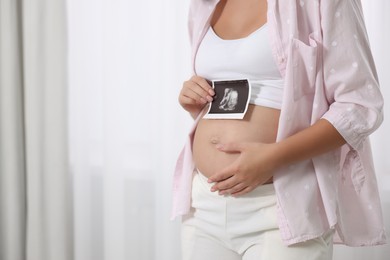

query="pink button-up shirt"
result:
[172,0,387,246]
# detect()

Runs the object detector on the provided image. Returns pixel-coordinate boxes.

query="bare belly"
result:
[193,104,280,179]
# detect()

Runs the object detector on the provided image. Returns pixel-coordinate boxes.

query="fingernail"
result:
[207,179,212,183]
[206,96,213,102]
[216,144,223,149]
[209,89,215,96]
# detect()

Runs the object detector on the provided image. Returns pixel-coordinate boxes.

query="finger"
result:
[179,88,204,105]
[188,87,213,103]
[216,142,245,153]
[190,76,215,96]
[219,182,247,195]
[181,84,208,104]
[208,165,238,183]
[181,91,206,105]
[179,95,203,107]
[184,81,213,103]
[211,175,240,193]
[231,186,253,197]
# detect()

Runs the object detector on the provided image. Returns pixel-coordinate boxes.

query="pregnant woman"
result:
[173,0,386,259]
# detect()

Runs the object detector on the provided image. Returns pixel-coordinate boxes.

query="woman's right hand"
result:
[178,75,215,118]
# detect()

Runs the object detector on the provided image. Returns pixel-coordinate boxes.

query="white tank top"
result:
[195,23,284,109]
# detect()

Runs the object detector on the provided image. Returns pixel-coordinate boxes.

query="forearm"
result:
[274,119,346,167]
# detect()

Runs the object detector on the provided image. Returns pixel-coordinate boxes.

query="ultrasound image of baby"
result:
[218,88,238,111]
[204,79,251,119]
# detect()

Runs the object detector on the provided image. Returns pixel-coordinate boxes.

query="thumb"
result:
[216,142,245,153]
[208,162,237,183]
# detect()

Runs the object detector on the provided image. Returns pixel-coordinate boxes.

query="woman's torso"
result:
[192,0,282,179]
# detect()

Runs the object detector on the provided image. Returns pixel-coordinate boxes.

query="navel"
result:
[210,136,220,145]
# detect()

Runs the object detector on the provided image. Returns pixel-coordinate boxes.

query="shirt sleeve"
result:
[320,0,384,150]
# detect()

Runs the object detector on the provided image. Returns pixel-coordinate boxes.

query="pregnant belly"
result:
[192,104,280,179]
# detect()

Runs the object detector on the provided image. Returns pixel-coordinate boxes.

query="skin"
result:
[178,0,346,197]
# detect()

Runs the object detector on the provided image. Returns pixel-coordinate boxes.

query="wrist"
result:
[188,108,203,119]
[189,111,199,119]
[270,141,289,170]
[189,104,208,119]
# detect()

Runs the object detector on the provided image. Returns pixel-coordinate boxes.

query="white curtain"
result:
[67,0,191,259]
[0,0,72,259]
[67,1,390,260]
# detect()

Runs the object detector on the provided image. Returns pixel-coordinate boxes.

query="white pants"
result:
[181,171,334,260]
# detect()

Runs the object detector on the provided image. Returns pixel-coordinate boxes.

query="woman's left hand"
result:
[208,142,280,196]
